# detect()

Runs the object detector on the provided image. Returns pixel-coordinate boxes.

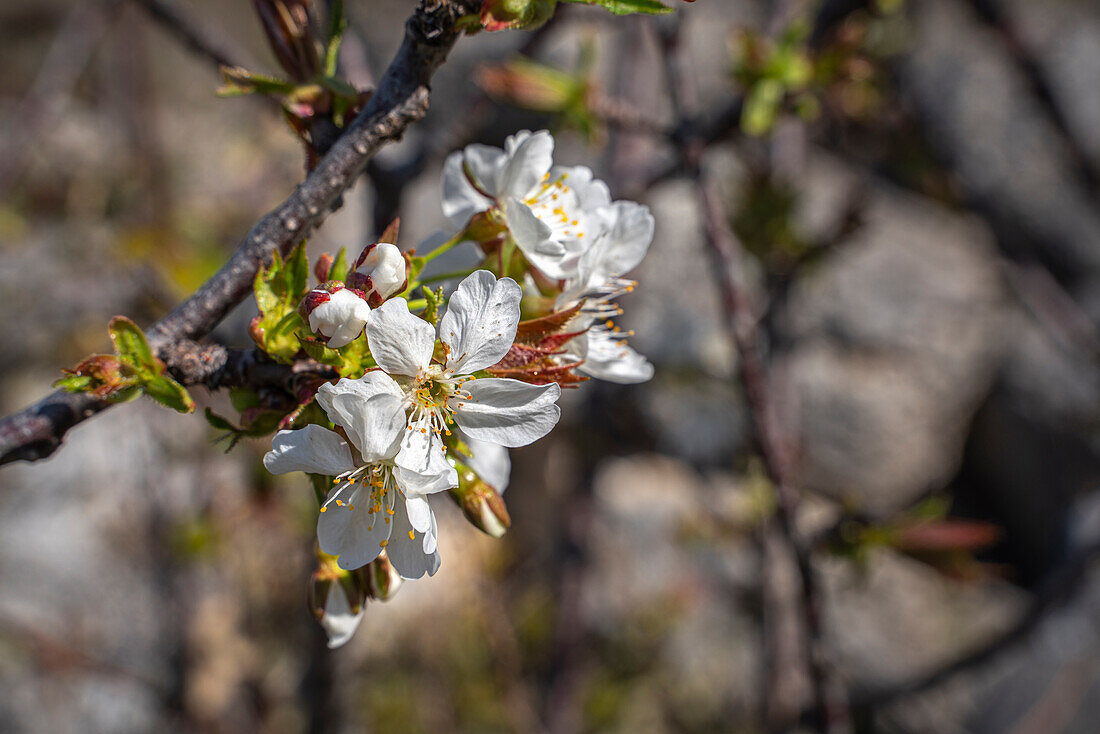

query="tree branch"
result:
[130,0,247,71]
[655,15,850,734]
[0,0,479,467]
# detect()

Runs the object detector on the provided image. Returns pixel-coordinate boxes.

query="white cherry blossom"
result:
[363,270,562,478]
[264,379,451,578]
[556,200,656,384]
[441,130,611,279]
[348,242,407,304]
[300,285,372,348]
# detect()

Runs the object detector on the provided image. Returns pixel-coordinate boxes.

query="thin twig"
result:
[655,13,850,734]
[130,0,251,71]
[0,0,480,467]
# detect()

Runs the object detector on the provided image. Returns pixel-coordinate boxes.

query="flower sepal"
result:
[450,465,511,538]
[364,551,403,601]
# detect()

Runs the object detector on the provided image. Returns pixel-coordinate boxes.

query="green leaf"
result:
[109,385,144,404]
[203,408,237,431]
[324,0,347,78]
[230,388,260,413]
[329,247,349,282]
[108,316,158,373]
[143,375,196,414]
[321,75,358,100]
[284,242,310,304]
[253,269,279,315]
[564,0,671,15]
[218,66,298,97]
[742,79,783,136]
[300,337,345,367]
[54,374,93,392]
[264,311,305,363]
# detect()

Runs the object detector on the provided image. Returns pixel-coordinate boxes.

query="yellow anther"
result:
[380,539,388,548]
[319,507,327,513]
[408,531,415,540]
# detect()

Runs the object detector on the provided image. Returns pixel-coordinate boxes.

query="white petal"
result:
[317,374,406,461]
[551,165,612,211]
[359,243,407,299]
[503,198,576,279]
[321,583,365,649]
[455,426,511,493]
[585,201,654,279]
[462,143,509,198]
[395,425,456,490]
[498,130,554,198]
[439,270,522,374]
[442,151,494,228]
[385,499,441,579]
[404,495,433,534]
[264,425,356,476]
[365,297,435,377]
[318,485,392,570]
[452,378,561,448]
[576,330,655,384]
[503,197,554,249]
[423,510,439,554]
[394,461,458,496]
[309,289,371,348]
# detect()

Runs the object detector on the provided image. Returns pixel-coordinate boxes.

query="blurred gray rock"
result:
[780,176,1007,514]
[877,492,1100,734]
[821,551,1026,686]
[1004,0,1100,174]
[897,0,1100,278]
[0,396,246,734]
[584,455,763,725]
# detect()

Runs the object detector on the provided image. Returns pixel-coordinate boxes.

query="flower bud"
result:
[348,242,407,306]
[363,551,403,602]
[480,0,557,32]
[451,471,511,538]
[298,281,371,348]
[308,559,367,649]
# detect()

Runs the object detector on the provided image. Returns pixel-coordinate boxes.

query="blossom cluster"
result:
[262,130,655,646]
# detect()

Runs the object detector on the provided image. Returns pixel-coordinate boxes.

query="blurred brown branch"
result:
[0,0,480,467]
[653,15,851,734]
[131,0,248,71]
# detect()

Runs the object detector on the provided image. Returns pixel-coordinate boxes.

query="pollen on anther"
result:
[407,530,415,540]
[320,507,328,513]
[380,539,388,548]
